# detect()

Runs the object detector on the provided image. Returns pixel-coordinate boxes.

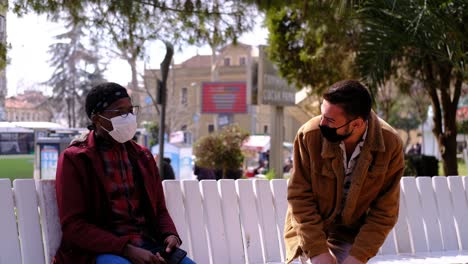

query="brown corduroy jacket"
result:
[284,112,404,263]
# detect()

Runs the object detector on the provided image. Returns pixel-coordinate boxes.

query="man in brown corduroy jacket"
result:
[284,80,404,264]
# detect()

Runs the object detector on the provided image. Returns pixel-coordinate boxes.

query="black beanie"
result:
[85,82,130,118]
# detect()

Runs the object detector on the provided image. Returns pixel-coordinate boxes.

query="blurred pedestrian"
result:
[161,157,176,180]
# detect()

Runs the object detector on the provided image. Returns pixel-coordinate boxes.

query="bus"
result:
[0,122,34,155]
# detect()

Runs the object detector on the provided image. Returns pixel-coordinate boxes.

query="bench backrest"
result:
[1,176,468,264]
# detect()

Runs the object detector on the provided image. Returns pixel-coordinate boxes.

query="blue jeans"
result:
[96,239,196,264]
[96,251,196,264]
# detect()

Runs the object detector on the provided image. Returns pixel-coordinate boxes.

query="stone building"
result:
[5,90,53,122]
[140,43,311,144]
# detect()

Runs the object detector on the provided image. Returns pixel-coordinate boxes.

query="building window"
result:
[223,57,231,66]
[264,125,268,134]
[208,124,215,133]
[239,56,246,65]
[181,87,188,106]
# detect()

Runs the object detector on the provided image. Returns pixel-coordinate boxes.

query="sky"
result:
[6,11,269,97]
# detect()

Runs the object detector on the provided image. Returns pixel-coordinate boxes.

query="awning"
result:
[242,135,270,152]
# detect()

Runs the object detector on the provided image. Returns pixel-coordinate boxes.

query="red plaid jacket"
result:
[53,131,179,264]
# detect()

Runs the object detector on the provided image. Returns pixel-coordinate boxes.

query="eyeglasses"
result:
[101,106,140,117]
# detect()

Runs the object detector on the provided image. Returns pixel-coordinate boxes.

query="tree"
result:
[88,1,166,100]
[193,124,249,179]
[356,0,467,175]
[387,95,426,149]
[262,2,360,94]
[13,0,256,82]
[46,19,106,128]
[250,0,466,175]
[0,0,8,121]
[176,0,256,80]
[13,0,257,135]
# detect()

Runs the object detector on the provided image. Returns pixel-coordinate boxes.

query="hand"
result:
[310,252,337,264]
[123,244,166,264]
[164,235,180,254]
[342,255,365,264]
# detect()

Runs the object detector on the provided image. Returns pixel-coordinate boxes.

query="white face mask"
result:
[99,113,137,143]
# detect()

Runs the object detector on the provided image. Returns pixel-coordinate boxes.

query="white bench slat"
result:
[6,176,468,264]
[401,177,428,252]
[379,229,398,255]
[0,179,22,264]
[270,179,288,261]
[180,180,210,264]
[254,179,282,262]
[162,181,191,257]
[36,179,61,264]
[200,180,229,264]
[218,180,246,264]
[432,176,459,250]
[393,184,412,253]
[236,179,264,264]
[13,179,45,264]
[463,176,468,194]
[416,177,444,252]
[447,176,468,250]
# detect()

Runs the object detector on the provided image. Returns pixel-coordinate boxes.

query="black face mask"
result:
[319,119,354,143]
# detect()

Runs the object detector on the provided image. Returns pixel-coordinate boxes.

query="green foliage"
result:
[356,0,467,86]
[12,0,256,50]
[356,0,467,175]
[457,120,468,134]
[0,0,8,70]
[387,96,424,132]
[264,168,275,180]
[264,2,359,94]
[175,1,256,48]
[0,43,7,70]
[438,159,467,176]
[193,124,249,179]
[144,121,159,147]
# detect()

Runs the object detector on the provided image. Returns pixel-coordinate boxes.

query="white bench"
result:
[1,177,468,264]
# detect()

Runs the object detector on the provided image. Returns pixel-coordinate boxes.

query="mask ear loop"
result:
[96,114,113,133]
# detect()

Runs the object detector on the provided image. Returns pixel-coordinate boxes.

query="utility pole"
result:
[157,42,174,177]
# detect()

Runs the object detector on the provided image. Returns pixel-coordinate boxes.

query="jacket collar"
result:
[321,111,385,159]
[70,130,158,213]
[71,130,143,157]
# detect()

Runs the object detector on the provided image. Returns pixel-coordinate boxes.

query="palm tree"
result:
[356,0,467,175]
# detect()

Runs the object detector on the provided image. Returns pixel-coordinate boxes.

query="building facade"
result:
[141,43,311,145]
[5,91,53,122]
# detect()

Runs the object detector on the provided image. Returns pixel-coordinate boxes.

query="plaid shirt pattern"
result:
[100,144,146,246]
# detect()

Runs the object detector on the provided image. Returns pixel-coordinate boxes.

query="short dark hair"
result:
[323,80,372,120]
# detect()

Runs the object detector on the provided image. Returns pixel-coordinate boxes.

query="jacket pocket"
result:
[314,164,336,216]
[362,165,386,197]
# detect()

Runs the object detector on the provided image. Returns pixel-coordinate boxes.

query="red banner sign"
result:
[201,82,247,113]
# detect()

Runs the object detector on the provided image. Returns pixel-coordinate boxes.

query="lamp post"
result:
[157,42,174,177]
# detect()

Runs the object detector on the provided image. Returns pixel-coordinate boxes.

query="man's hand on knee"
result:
[310,252,337,264]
